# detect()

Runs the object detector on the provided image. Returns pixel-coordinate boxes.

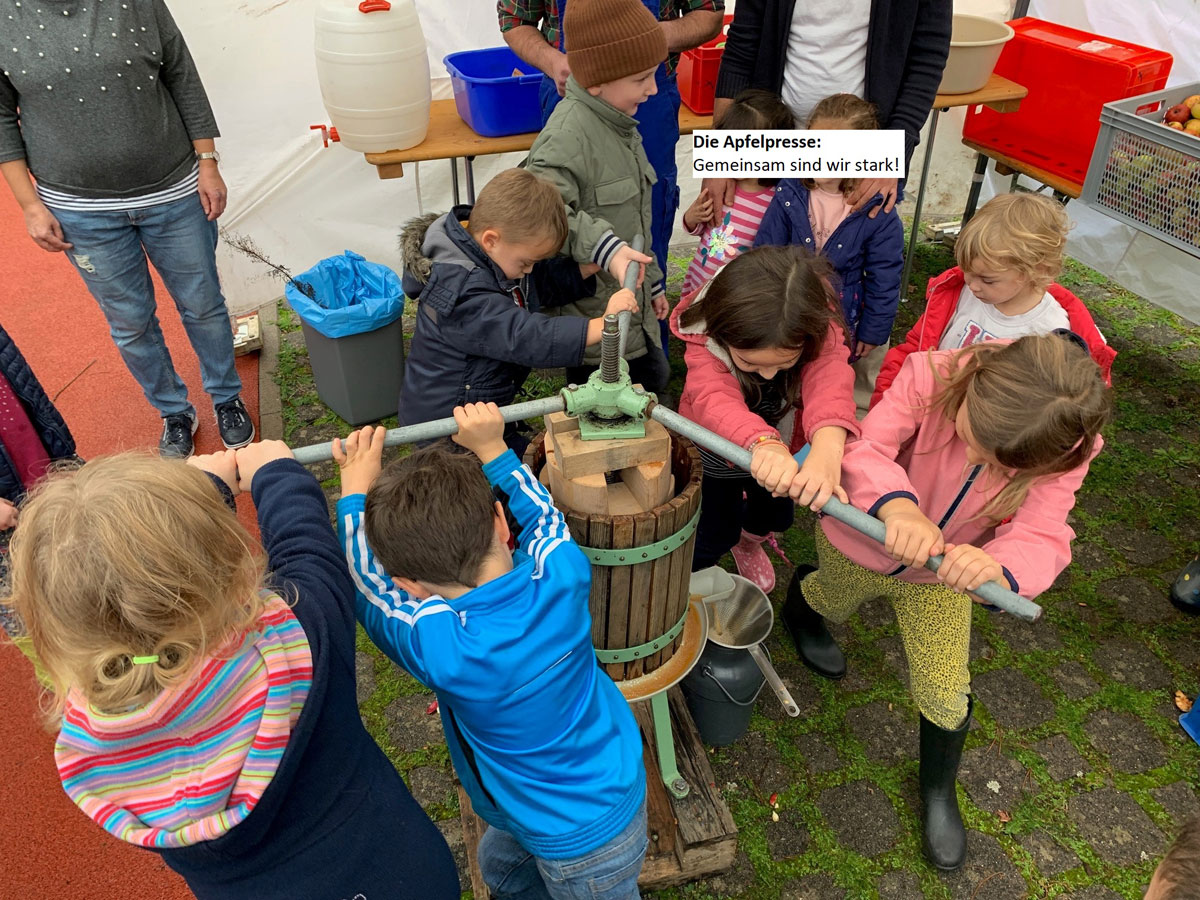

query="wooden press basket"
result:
[523,432,702,683]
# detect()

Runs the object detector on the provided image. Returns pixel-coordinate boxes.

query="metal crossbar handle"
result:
[291,396,566,465]
[649,405,1043,623]
[285,357,1040,620]
[616,235,644,361]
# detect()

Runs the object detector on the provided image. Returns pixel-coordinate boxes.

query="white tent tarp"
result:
[181,0,521,314]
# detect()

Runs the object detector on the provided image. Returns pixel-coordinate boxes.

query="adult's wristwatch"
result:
[196,151,221,164]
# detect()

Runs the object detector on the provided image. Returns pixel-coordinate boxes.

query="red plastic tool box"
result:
[961,18,1172,187]
[677,14,734,115]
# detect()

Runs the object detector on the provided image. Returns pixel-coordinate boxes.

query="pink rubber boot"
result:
[731,530,775,593]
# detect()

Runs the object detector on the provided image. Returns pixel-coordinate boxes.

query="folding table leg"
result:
[962,152,990,226]
[899,108,943,304]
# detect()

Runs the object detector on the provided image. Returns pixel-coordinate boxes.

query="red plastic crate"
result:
[962,18,1172,187]
[677,14,733,115]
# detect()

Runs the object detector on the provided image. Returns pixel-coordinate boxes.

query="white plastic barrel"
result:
[314,0,432,153]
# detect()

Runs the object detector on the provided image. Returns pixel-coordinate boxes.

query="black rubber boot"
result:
[781,566,846,680]
[919,697,972,871]
[1170,558,1200,615]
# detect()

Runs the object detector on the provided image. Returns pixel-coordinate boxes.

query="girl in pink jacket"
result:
[782,333,1110,872]
[669,246,859,591]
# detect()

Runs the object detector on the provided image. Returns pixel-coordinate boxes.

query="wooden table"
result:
[959,138,1083,228]
[899,74,1029,301]
[363,98,714,203]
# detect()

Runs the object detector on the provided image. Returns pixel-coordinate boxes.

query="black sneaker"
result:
[215,397,255,449]
[159,412,198,458]
[1170,557,1200,615]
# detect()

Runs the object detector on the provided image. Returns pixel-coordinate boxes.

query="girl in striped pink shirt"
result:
[682,90,796,296]
[3,449,458,900]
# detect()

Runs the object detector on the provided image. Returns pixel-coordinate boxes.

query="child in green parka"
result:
[523,0,671,394]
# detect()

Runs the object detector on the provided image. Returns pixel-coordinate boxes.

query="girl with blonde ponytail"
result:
[7,454,268,722]
[780,333,1110,873]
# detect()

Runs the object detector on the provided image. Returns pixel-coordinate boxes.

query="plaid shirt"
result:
[497,0,724,76]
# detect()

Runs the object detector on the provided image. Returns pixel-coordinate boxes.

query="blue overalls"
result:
[539,0,679,356]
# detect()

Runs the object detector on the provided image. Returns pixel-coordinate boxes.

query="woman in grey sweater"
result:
[0,0,253,457]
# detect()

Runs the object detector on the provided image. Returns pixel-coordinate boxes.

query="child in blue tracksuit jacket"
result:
[335,403,648,900]
[753,94,905,416]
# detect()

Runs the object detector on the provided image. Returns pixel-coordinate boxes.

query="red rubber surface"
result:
[1,189,265,899]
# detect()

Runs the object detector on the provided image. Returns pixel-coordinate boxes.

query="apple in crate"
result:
[1166,103,1192,124]
[1186,120,1200,136]
[1185,94,1200,108]
[1169,122,1186,130]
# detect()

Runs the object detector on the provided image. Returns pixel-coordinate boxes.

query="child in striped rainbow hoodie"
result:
[2,446,460,900]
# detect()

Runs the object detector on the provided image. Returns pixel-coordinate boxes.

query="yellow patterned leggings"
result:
[802,528,972,730]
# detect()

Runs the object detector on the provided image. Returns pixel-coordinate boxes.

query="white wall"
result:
[178,0,1197,321]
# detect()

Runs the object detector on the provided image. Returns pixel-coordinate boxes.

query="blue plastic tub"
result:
[444,47,543,137]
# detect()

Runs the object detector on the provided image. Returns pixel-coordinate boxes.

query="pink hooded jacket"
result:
[669,282,860,457]
[822,348,1102,600]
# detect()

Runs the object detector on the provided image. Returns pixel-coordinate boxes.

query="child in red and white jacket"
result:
[681,89,795,296]
[872,193,1115,408]
[783,333,1111,873]
[670,245,859,592]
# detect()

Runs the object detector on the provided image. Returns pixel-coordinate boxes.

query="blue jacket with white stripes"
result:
[336,449,645,860]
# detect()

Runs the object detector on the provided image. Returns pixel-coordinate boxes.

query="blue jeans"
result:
[478,805,648,900]
[53,193,242,418]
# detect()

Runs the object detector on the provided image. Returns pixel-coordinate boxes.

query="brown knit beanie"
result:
[564,0,667,89]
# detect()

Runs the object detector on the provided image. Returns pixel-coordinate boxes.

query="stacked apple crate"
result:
[1083,83,1200,258]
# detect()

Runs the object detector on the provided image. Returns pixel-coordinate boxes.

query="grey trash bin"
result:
[300,319,405,426]
[285,250,406,426]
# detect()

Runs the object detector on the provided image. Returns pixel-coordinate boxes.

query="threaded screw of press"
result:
[600,314,621,383]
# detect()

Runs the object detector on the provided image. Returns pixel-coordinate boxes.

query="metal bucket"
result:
[681,641,766,747]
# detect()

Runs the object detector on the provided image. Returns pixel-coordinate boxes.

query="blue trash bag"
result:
[284,250,404,339]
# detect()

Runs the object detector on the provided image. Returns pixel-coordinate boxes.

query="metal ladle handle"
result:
[748,644,800,717]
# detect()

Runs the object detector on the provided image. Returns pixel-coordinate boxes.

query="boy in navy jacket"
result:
[335,403,648,900]
[398,168,636,454]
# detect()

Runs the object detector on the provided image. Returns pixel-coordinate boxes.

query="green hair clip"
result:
[131,655,159,665]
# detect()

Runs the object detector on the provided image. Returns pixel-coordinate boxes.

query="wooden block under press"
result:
[606,482,646,515]
[546,452,609,515]
[550,418,671,480]
[619,461,673,510]
[545,411,580,436]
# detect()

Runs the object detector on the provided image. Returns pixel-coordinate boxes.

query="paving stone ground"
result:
[274,242,1200,899]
